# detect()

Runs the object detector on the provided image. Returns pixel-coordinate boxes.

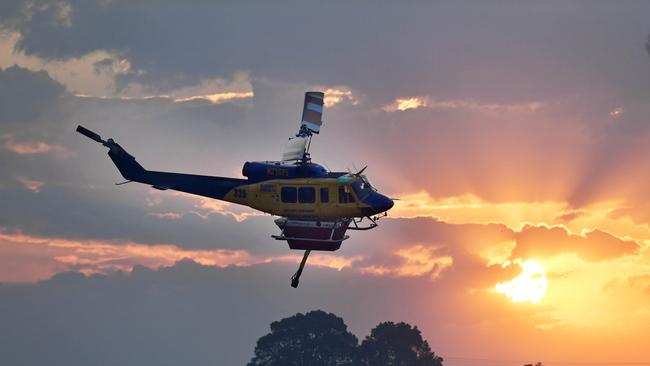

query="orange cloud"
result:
[361,244,453,280]
[0,230,364,282]
[173,91,253,105]
[273,252,362,271]
[381,96,543,113]
[382,96,428,112]
[390,192,650,244]
[0,231,259,281]
[74,91,254,105]
[390,191,567,229]
[17,177,44,192]
[2,134,67,156]
[512,224,639,261]
[146,212,183,220]
[321,87,358,106]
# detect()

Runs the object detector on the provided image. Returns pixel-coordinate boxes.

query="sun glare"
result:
[496,259,548,304]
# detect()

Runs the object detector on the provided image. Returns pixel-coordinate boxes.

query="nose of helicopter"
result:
[368,192,394,214]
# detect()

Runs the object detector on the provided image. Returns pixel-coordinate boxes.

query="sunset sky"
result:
[1,2,650,365]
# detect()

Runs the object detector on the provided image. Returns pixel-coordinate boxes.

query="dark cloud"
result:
[2,1,650,103]
[0,66,275,253]
[0,257,555,366]
[0,65,65,126]
[92,57,114,75]
[3,251,640,365]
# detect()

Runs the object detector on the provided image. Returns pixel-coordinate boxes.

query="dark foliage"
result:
[249,311,444,366]
[357,322,443,366]
[247,310,358,366]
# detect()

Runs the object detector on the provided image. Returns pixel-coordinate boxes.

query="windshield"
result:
[360,175,375,190]
[352,176,375,200]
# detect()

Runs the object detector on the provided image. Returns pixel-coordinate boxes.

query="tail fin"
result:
[76,125,146,181]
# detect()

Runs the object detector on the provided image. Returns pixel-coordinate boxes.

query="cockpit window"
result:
[360,175,375,190]
[352,176,375,200]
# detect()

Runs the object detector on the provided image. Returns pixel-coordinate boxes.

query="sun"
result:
[496,259,548,304]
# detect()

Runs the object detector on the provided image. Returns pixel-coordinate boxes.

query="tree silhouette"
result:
[247,310,358,366]
[357,322,443,366]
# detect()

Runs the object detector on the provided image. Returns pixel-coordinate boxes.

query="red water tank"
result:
[273,218,350,251]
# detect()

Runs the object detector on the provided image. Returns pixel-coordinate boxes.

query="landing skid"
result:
[348,212,387,230]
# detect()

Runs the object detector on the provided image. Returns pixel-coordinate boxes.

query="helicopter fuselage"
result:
[223,175,392,220]
[99,138,393,221]
[221,161,393,220]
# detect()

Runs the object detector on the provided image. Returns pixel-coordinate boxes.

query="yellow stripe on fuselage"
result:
[221,178,371,220]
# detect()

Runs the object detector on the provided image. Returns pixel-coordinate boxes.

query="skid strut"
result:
[290,250,311,288]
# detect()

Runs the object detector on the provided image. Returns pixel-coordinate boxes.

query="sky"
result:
[1,1,650,365]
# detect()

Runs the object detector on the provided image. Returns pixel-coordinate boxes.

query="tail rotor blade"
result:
[76,125,105,144]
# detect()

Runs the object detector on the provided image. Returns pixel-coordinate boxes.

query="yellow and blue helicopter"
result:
[77,91,393,287]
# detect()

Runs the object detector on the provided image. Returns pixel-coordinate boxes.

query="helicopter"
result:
[76,91,394,287]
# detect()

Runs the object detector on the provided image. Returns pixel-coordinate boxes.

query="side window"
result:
[281,187,297,203]
[320,187,329,203]
[348,190,356,202]
[338,186,348,203]
[298,187,316,203]
[339,185,355,203]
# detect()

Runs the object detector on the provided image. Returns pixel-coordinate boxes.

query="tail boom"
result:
[77,125,245,200]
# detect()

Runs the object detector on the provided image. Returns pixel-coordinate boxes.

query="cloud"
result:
[321,87,358,107]
[382,96,543,113]
[2,255,650,366]
[390,191,568,229]
[382,97,428,112]
[0,230,261,281]
[16,176,44,192]
[146,212,182,220]
[0,31,255,102]
[1,1,644,102]
[511,224,639,262]
[0,32,134,96]
[604,274,650,296]
[609,107,624,118]
[74,90,254,106]
[0,228,363,282]
[1,133,68,156]
[0,65,65,125]
[360,244,453,280]
[173,91,253,105]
